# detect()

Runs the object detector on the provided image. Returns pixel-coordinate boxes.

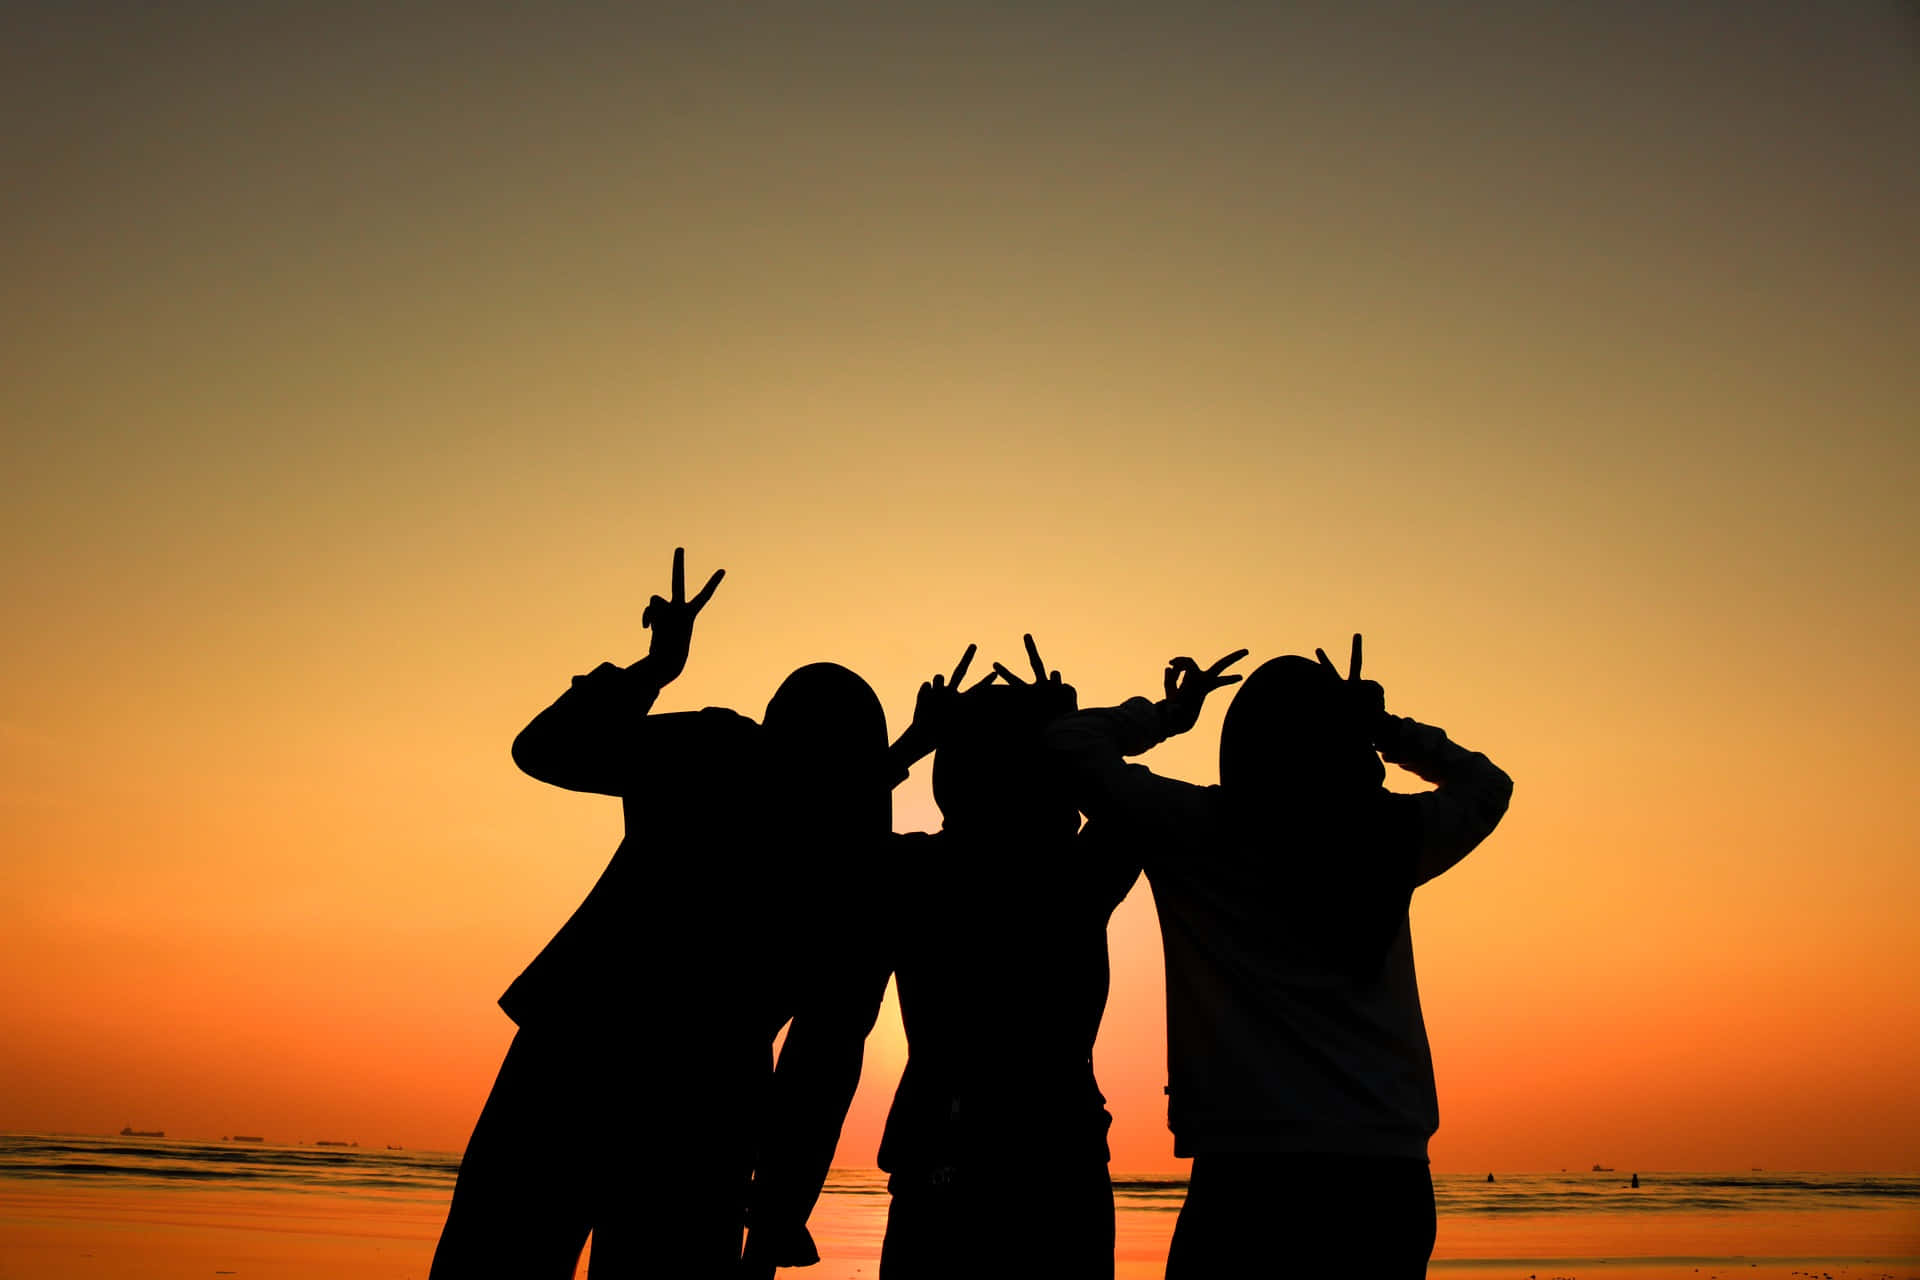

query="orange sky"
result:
[3,2,1917,1173]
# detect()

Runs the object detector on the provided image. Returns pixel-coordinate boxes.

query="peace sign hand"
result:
[1160,649,1249,735]
[908,643,991,746]
[1314,632,1387,733]
[641,546,725,685]
[990,633,1078,715]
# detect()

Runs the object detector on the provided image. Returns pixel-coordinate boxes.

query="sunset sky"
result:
[3,2,1916,1175]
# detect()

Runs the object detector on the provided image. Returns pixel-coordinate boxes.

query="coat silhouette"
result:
[1047,639,1512,1279]
[432,552,896,1279]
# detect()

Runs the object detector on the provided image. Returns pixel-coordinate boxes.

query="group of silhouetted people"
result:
[429,548,1512,1279]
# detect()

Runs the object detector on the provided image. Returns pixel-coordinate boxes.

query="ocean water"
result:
[1,1133,1916,1278]
[0,1134,458,1200]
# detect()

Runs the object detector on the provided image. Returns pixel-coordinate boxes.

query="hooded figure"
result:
[1216,656,1412,982]
[765,661,895,837]
[434,553,900,1280]
[1046,640,1512,1279]
[1219,655,1385,798]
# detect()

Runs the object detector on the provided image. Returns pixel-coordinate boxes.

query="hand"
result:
[990,633,1077,715]
[1160,648,1249,735]
[641,546,725,685]
[1314,632,1387,734]
[908,643,989,746]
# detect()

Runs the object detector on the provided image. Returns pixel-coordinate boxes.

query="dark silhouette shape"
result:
[739,644,992,1278]
[1631,1172,1639,1188]
[746,637,1134,1280]
[1048,635,1512,1279]
[431,549,899,1279]
[1487,1172,1496,1183]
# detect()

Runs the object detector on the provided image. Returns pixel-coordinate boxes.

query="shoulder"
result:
[635,708,763,783]
[650,706,760,743]
[696,706,759,735]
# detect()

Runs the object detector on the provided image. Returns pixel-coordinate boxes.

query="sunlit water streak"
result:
[0,1134,458,1199]
[8,1135,1912,1217]
[2,1134,1917,1278]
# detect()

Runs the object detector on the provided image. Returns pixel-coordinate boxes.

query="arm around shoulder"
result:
[1046,698,1206,827]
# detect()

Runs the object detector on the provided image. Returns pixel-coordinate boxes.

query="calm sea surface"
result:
[1,1133,1915,1278]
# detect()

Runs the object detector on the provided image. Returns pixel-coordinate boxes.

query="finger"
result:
[689,568,725,611]
[991,661,1027,686]
[1215,674,1244,687]
[1206,648,1250,677]
[1164,666,1179,699]
[950,643,977,687]
[671,547,686,604]
[1170,656,1200,676]
[930,675,946,692]
[644,595,668,629]
[1349,633,1363,683]
[1316,648,1340,676]
[1023,634,1047,684]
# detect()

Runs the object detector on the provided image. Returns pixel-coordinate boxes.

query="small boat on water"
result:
[120,1127,164,1138]
[226,1136,265,1143]
[1592,1163,1614,1172]
[315,1140,359,1148]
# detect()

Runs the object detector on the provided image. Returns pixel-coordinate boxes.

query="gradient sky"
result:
[3,1,1916,1174]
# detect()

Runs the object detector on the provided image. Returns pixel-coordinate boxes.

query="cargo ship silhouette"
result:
[120,1126,164,1138]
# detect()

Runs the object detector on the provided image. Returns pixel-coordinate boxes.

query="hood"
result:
[1218,655,1385,805]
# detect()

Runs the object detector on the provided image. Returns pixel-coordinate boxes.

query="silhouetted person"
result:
[1047,636,1513,1279]
[746,638,1136,1280]
[431,549,899,1279]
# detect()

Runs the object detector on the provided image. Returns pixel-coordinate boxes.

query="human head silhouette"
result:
[932,679,1079,838]
[1218,655,1384,809]
[763,662,892,838]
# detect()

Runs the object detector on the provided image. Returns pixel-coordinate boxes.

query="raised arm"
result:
[1311,633,1513,887]
[509,660,668,794]
[884,643,988,786]
[1044,649,1246,825]
[509,547,725,795]
[1377,714,1513,887]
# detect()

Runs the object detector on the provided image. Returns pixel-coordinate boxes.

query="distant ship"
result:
[120,1127,164,1138]
[1591,1163,1614,1172]
[315,1140,359,1148]
[226,1136,265,1143]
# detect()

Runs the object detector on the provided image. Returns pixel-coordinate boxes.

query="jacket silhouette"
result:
[1046,640,1512,1278]
[433,552,897,1279]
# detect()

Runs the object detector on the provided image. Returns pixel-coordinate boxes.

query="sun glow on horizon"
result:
[3,1,1917,1176]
